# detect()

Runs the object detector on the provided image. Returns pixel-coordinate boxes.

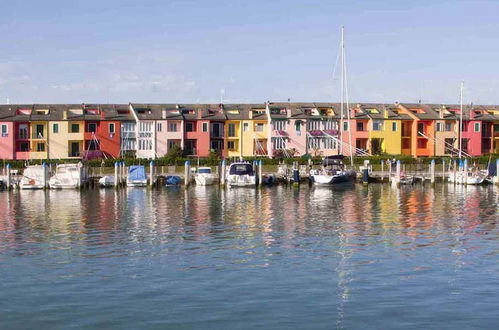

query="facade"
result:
[155,104,184,158]
[397,103,438,157]
[182,105,211,157]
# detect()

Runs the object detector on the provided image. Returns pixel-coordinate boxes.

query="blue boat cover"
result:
[128,165,146,181]
[166,176,181,185]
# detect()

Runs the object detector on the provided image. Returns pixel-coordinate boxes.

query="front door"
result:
[71,142,80,157]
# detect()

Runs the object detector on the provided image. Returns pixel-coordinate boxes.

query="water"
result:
[0,184,498,329]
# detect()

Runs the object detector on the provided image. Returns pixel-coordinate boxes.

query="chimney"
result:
[63,110,67,120]
[162,110,166,119]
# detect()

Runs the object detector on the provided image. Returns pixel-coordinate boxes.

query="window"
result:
[35,125,44,138]
[323,138,336,149]
[243,123,249,132]
[1,124,7,137]
[36,143,45,152]
[417,139,427,149]
[87,123,97,133]
[391,122,397,132]
[168,122,178,132]
[372,120,382,131]
[109,123,115,134]
[402,139,411,149]
[494,124,499,132]
[53,123,59,134]
[202,122,208,132]
[436,122,443,132]
[211,123,223,137]
[307,120,321,131]
[323,120,336,130]
[19,142,29,152]
[211,140,223,150]
[272,137,286,150]
[186,122,194,132]
[462,139,469,152]
[295,122,301,136]
[228,123,236,137]
[167,140,179,150]
[343,121,349,131]
[461,122,468,132]
[272,120,287,131]
[255,123,264,132]
[474,122,480,132]
[70,123,79,133]
[307,137,321,150]
[444,138,455,154]
[157,123,162,132]
[356,122,364,131]
[417,123,425,135]
[445,122,452,131]
[19,124,28,139]
[228,141,236,150]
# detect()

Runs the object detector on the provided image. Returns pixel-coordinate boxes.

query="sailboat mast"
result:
[339,26,344,155]
[343,28,354,166]
[458,81,463,159]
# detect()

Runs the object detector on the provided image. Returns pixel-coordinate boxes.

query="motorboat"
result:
[309,155,356,185]
[49,163,88,189]
[99,175,115,187]
[448,170,486,185]
[20,165,49,189]
[226,162,256,187]
[194,167,217,185]
[127,165,147,187]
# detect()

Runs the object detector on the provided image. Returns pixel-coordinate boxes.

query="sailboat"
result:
[448,82,486,185]
[310,26,356,185]
[20,165,49,189]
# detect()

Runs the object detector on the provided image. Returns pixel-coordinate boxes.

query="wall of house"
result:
[461,120,482,156]
[29,121,49,159]
[48,121,84,159]
[369,119,402,155]
[185,120,210,157]
[241,119,267,157]
[225,120,241,158]
[99,121,121,158]
[0,122,14,160]
[136,120,156,159]
[434,120,457,156]
[285,119,307,156]
[156,119,183,157]
[14,122,30,160]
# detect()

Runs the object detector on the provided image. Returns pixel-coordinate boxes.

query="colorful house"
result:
[182,104,211,157]
[202,105,226,157]
[224,104,244,158]
[155,104,184,158]
[396,103,437,157]
[93,104,123,158]
[241,104,268,157]
[29,106,51,160]
[0,105,16,160]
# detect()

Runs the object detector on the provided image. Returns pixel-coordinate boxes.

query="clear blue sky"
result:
[1,0,498,104]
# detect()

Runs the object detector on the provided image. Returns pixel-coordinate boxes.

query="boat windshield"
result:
[229,164,254,176]
[198,168,212,174]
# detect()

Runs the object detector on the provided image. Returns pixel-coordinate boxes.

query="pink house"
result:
[0,105,32,160]
[461,107,495,155]
[0,118,14,160]
[155,105,184,157]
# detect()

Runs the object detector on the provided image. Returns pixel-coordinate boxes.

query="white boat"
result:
[194,167,217,185]
[310,156,356,185]
[126,165,147,187]
[49,163,89,189]
[448,170,485,185]
[226,162,256,187]
[99,175,115,187]
[20,165,49,189]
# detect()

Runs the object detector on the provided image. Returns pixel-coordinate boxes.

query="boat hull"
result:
[194,174,216,185]
[127,180,147,187]
[311,172,356,185]
[226,175,256,187]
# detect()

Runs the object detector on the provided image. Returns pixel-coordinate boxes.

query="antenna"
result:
[220,89,225,105]
[458,81,464,159]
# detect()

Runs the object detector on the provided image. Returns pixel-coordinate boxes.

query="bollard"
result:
[494,159,499,185]
[184,160,191,187]
[6,164,11,190]
[430,159,435,184]
[442,159,446,183]
[381,160,384,182]
[362,168,369,184]
[453,160,457,184]
[149,160,154,187]
[258,160,263,186]
[463,159,468,185]
[293,162,300,186]
[388,161,393,183]
[114,162,119,188]
[220,160,226,186]
[42,162,48,189]
[393,160,401,187]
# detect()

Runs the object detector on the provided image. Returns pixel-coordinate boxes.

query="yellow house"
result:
[48,106,85,159]
[241,107,268,157]
[362,105,402,155]
[29,107,50,159]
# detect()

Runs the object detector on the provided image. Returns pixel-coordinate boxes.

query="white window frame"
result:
[474,122,480,132]
[202,122,208,132]
[109,123,115,134]
[391,122,397,132]
[1,124,8,137]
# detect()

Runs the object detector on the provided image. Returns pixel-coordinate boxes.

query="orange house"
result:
[396,103,438,157]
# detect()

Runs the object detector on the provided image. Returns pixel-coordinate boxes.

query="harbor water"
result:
[0,184,498,329]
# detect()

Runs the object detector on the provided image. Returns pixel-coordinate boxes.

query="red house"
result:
[181,104,211,157]
[82,104,122,159]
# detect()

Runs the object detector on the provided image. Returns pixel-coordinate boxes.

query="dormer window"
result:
[85,109,100,115]
[227,110,239,114]
[35,109,49,115]
[69,109,83,115]
[366,108,379,114]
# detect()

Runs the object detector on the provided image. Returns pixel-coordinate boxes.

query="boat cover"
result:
[229,163,254,176]
[128,166,146,181]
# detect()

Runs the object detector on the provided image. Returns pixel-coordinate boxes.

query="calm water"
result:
[0,184,498,329]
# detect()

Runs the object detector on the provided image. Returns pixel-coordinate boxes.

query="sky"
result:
[1,0,499,105]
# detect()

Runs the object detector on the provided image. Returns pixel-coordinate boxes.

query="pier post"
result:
[184,160,191,187]
[463,159,468,186]
[42,162,48,189]
[220,160,226,186]
[452,160,457,184]
[388,160,393,183]
[293,161,300,186]
[430,159,435,185]
[442,159,446,183]
[149,160,154,187]
[6,163,11,190]
[494,159,499,185]
[381,160,384,182]
[114,162,119,188]
[392,160,401,187]
[258,160,263,186]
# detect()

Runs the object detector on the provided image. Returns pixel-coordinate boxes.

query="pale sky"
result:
[1,0,498,105]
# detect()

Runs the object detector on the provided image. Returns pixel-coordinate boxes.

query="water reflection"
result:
[0,184,498,328]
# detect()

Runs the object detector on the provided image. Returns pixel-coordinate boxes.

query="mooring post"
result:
[293,161,300,186]
[114,162,119,188]
[149,160,154,187]
[42,162,48,189]
[442,159,446,183]
[430,159,435,184]
[184,160,191,187]
[388,160,393,183]
[6,163,11,190]
[220,159,226,186]
[381,160,384,182]
[494,159,499,185]
[258,160,263,186]
[393,160,401,187]
[453,160,457,184]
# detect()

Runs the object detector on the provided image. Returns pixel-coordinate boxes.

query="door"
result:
[71,142,80,157]
[36,125,44,138]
